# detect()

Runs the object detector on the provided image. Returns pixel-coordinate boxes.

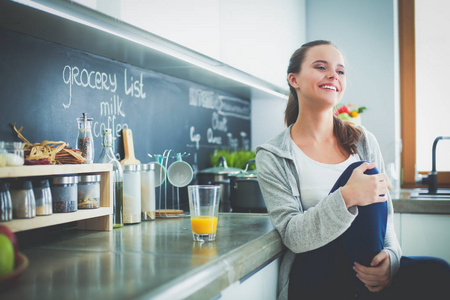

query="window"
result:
[399,0,450,188]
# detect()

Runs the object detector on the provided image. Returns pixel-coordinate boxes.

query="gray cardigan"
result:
[255,125,402,300]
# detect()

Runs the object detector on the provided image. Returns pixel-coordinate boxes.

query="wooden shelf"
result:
[0,164,113,232]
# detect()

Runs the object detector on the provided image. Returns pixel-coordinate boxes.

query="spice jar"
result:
[76,113,94,164]
[141,163,156,221]
[78,174,101,209]
[123,164,141,224]
[33,179,52,216]
[10,180,36,219]
[4,142,24,166]
[0,181,13,221]
[0,141,6,167]
[51,176,78,213]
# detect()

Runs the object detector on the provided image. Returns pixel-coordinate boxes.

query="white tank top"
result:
[291,138,360,211]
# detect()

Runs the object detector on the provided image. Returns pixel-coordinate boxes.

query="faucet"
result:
[422,136,450,194]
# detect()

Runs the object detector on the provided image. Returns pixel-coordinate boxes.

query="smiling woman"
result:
[255,40,450,300]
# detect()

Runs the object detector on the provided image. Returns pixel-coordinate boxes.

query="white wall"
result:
[113,0,304,90]
[306,0,400,170]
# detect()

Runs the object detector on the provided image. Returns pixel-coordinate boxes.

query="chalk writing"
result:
[190,126,201,149]
[218,96,250,120]
[207,128,222,145]
[100,95,126,117]
[212,112,227,132]
[189,88,218,109]
[124,69,146,99]
[62,65,117,108]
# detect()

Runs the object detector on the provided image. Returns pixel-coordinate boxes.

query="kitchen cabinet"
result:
[394,213,450,263]
[0,164,113,232]
[219,257,279,300]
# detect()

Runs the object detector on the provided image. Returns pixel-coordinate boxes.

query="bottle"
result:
[96,128,124,228]
[76,113,94,164]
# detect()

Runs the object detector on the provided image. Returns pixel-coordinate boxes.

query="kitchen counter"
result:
[1,214,283,300]
[391,190,450,214]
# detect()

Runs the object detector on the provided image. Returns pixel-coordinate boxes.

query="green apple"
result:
[0,225,18,260]
[0,234,15,277]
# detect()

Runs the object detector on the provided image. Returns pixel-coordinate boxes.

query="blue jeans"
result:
[288,161,450,299]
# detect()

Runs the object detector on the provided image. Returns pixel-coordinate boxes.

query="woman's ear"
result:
[288,73,300,89]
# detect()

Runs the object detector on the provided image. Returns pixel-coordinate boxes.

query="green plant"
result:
[210,149,256,170]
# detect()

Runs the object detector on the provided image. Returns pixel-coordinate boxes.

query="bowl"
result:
[0,252,28,285]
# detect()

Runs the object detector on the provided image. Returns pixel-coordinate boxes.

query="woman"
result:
[255,40,449,300]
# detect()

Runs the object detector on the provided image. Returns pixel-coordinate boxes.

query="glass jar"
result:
[0,181,13,221]
[33,179,53,216]
[51,176,78,213]
[123,164,141,224]
[10,179,36,219]
[4,142,24,166]
[78,174,101,209]
[141,163,156,221]
[76,113,94,164]
[0,141,6,167]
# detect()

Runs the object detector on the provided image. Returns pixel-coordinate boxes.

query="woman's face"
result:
[291,44,346,109]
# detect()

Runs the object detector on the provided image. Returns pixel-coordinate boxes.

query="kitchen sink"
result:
[409,188,450,199]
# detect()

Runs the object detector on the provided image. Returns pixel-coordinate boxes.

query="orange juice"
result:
[191,216,218,234]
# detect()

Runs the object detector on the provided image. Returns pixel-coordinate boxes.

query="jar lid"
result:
[0,181,9,192]
[32,179,50,189]
[78,174,101,183]
[10,180,33,190]
[141,163,155,171]
[4,142,23,149]
[51,175,79,185]
[123,164,141,171]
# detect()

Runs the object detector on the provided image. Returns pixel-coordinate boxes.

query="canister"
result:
[4,142,24,166]
[0,141,5,167]
[10,179,36,219]
[0,181,12,221]
[33,179,53,215]
[51,175,78,213]
[141,163,156,221]
[123,164,141,224]
[78,174,101,209]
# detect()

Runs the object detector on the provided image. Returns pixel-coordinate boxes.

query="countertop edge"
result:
[140,229,284,300]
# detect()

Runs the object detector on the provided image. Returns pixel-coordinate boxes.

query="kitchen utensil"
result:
[229,159,266,213]
[121,128,140,165]
[167,153,193,188]
[197,156,241,212]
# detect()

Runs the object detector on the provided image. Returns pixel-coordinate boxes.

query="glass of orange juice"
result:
[187,185,221,242]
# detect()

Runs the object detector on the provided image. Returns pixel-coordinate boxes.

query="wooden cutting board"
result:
[121,128,141,165]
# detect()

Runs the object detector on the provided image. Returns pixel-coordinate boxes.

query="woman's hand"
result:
[353,250,391,292]
[340,162,388,208]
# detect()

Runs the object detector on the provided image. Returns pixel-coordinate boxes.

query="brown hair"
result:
[285,40,362,155]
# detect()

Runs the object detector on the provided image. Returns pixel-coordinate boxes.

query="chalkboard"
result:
[0,28,251,176]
